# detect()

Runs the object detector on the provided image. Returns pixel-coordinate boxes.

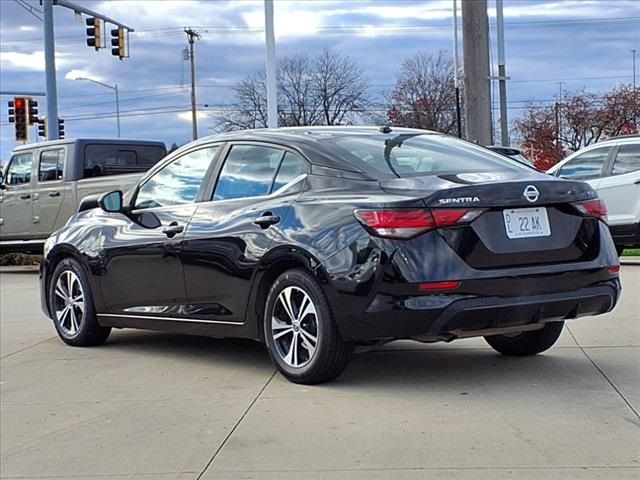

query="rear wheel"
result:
[264,268,353,384]
[49,258,111,346]
[484,321,564,356]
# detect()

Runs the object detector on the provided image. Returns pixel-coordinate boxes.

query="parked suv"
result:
[0,138,166,251]
[548,136,640,254]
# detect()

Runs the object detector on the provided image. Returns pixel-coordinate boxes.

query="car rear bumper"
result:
[335,277,621,342]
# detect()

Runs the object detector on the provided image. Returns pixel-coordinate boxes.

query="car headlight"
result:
[43,236,55,257]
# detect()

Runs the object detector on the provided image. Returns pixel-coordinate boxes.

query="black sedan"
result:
[40,127,621,384]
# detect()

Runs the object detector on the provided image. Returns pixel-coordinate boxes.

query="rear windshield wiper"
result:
[383,134,421,178]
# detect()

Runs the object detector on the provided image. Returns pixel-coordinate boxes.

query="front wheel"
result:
[484,321,564,356]
[264,268,353,384]
[49,257,111,347]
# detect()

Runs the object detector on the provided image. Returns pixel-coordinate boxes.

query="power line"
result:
[2,16,639,50]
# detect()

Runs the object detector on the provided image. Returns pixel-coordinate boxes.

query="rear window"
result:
[83,144,166,178]
[318,134,522,177]
[611,144,640,176]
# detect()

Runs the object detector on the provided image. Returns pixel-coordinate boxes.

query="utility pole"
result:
[452,0,462,138]
[461,0,492,145]
[43,0,59,141]
[555,81,564,157]
[632,49,637,91]
[184,28,200,140]
[495,0,509,146]
[264,0,278,128]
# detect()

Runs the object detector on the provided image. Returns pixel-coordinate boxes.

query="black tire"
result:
[263,268,353,384]
[615,245,625,256]
[484,321,564,356]
[48,257,111,347]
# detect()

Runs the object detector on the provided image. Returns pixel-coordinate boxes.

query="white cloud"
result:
[64,69,104,81]
[177,110,208,122]
[0,50,46,70]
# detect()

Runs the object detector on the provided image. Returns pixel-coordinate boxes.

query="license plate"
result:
[503,207,551,239]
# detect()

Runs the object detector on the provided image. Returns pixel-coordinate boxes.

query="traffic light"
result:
[12,97,28,142]
[28,99,38,125]
[8,100,15,123]
[110,27,126,58]
[38,118,47,138]
[86,17,102,49]
[58,118,65,139]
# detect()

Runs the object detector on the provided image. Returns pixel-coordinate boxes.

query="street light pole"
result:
[114,83,121,138]
[43,0,59,140]
[75,77,120,137]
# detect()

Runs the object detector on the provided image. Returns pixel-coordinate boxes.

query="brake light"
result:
[573,198,608,223]
[354,208,484,239]
[418,280,461,291]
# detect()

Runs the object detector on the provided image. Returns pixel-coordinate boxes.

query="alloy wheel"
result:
[271,286,319,368]
[53,270,85,336]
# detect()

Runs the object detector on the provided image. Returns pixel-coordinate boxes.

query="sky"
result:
[1,0,639,161]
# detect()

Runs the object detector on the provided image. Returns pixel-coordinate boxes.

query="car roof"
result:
[183,126,443,173]
[11,138,167,153]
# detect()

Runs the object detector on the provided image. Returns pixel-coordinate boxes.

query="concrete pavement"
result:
[1,268,639,479]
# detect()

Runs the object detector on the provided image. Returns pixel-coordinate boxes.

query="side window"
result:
[84,144,166,178]
[611,144,640,176]
[559,147,610,180]
[39,149,64,182]
[6,153,34,185]
[134,146,219,209]
[272,152,308,191]
[213,145,283,201]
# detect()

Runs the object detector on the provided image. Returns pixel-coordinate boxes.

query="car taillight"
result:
[354,208,484,239]
[572,198,608,223]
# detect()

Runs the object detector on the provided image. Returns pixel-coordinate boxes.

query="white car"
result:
[548,136,640,255]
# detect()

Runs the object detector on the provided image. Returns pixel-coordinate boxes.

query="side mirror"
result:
[0,170,5,190]
[98,190,123,213]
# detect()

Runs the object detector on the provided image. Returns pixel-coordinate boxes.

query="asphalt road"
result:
[1,268,639,480]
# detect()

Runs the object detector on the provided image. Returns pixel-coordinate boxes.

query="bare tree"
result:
[314,49,370,125]
[216,73,268,131]
[216,50,370,130]
[278,54,321,126]
[386,51,461,134]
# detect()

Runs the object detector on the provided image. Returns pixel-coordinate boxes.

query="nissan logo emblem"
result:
[523,185,540,203]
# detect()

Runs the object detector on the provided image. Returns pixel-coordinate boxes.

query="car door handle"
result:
[19,194,31,200]
[254,214,280,229]
[49,191,60,197]
[162,222,184,238]
[634,178,640,185]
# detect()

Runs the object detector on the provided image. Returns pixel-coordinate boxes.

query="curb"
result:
[620,257,640,266]
[0,265,40,273]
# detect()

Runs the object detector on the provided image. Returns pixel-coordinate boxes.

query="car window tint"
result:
[6,153,33,185]
[213,145,283,200]
[84,144,166,178]
[39,149,64,182]
[611,144,640,176]
[272,152,308,191]
[135,146,218,209]
[559,147,609,180]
